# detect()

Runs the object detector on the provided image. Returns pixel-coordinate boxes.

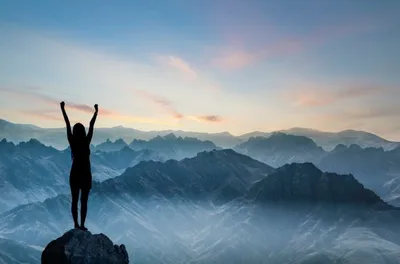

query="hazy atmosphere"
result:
[1,0,400,139]
[1,1,400,264]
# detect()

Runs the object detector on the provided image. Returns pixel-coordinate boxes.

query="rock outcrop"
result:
[41,229,129,264]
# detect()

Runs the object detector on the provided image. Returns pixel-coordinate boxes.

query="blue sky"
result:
[0,0,399,139]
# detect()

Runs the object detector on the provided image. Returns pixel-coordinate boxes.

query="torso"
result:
[70,138,91,164]
[69,137,92,189]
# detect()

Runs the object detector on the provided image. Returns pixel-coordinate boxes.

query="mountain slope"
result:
[1,155,399,264]
[234,133,325,167]
[234,134,400,205]
[1,124,400,263]
[0,237,41,264]
[98,149,274,202]
[0,139,162,212]
[129,133,220,160]
[246,162,387,207]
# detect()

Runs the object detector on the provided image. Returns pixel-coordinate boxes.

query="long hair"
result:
[71,123,87,159]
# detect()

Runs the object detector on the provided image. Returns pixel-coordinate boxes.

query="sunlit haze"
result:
[0,0,399,139]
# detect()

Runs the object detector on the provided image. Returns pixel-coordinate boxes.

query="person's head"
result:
[72,123,86,140]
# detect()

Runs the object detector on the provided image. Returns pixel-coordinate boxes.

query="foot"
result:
[79,225,88,231]
[74,223,80,229]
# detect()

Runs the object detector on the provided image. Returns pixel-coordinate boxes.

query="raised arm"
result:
[60,101,72,143]
[87,104,98,143]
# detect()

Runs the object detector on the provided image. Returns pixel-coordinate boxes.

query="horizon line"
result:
[1,117,397,142]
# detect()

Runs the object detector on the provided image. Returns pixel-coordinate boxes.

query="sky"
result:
[0,0,399,139]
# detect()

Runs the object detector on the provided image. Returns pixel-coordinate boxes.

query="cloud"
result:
[0,86,59,104]
[286,84,386,107]
[211,50,256,70]
[0,86,171,125]
[109,114,174,125]
[211,17,387,71]
[19,110,62,121]
[0,86,99,113]
[156,55,221,91]
[158,55,198,78]
[188,115,224,123]
[135,90,184,119]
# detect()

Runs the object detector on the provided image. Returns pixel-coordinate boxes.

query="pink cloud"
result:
[188,115,224,123]
[1,86,171,125]
[19,110,62,121]
[211,50,257,70]
[156,55,222,91]
[135,90,184,119]
[159,55,197,78]
[211,18,386,71]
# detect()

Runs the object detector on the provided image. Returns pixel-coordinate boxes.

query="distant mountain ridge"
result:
[92,133,219,160]
[238,127,399,150]
[128,133,219,160]
[94,138,128,152]
[1,118,398,150]
[0,119,239,149]
[234,133,325,167]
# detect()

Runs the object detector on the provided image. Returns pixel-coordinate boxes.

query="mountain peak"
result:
[0,138,15,149]
[18,138,45,148]
[41,229,129,264]
[114,138,128,145]
[246,162,388,207]
[332,144,347,151]
[163,133,177,140]
[239,132,320,149]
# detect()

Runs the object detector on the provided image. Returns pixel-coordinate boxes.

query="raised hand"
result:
[60,101,65,109]
[88,104,99,142]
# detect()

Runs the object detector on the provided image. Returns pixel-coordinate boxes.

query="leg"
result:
[70,185,80,229]
[80,188,90,231]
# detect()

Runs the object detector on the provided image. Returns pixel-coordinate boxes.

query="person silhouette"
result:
[60,101,98,231]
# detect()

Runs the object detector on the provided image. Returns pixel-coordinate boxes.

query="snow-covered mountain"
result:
[1,152,400,264]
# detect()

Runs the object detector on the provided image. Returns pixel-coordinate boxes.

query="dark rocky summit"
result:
[41,229,129,264]
[246,162,392,208]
